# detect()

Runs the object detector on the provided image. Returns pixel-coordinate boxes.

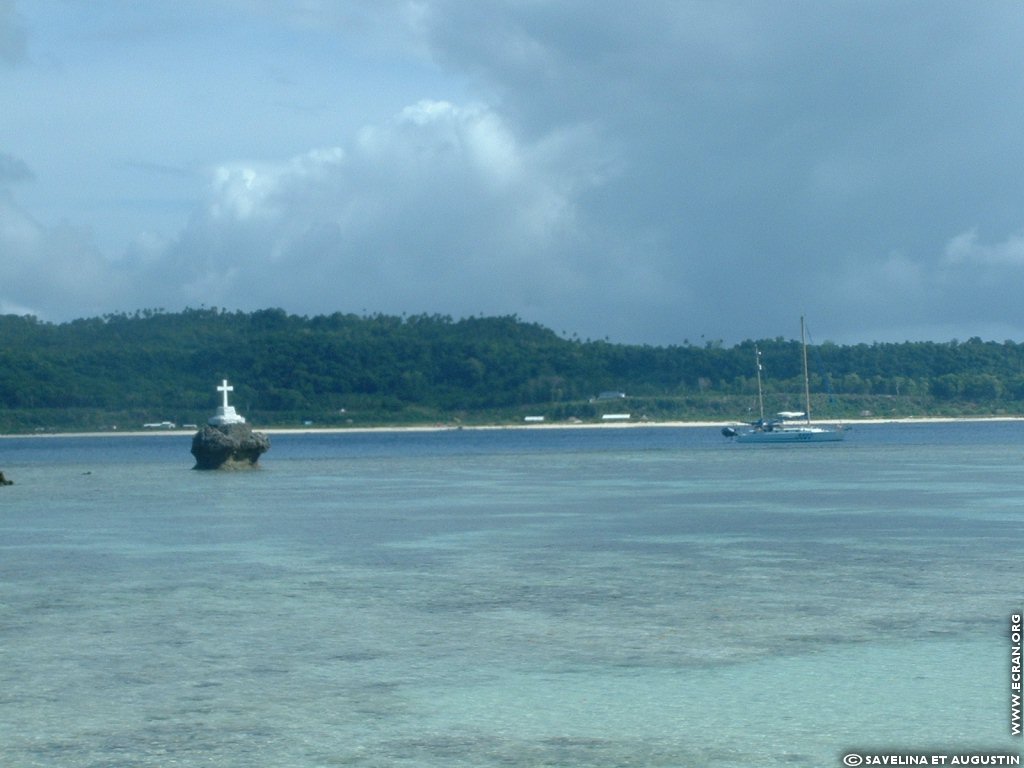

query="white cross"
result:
[217,379,234,409]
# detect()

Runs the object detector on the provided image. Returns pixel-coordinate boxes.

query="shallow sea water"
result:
[0,423,1021,766]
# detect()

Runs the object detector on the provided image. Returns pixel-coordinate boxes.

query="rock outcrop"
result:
[191,423,270,470]
[0,470,12,486]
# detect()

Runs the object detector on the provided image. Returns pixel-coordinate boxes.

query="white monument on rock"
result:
[192,378,269,469]
[208,379,246,426]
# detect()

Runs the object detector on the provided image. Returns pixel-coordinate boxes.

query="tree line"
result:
[2,307,1024,432]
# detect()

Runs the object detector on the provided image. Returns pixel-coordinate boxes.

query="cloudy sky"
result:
[3,1,1024,345]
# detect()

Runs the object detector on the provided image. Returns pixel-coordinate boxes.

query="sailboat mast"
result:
[754,345,765,422]
[801,316,811,425]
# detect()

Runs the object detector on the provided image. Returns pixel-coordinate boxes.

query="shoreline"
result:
[3,415,1023,439]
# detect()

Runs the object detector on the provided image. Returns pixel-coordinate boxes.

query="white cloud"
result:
[0,0,27,65]
[943,229,1024,267]
[125,98,628,327]
[0,192,129,319]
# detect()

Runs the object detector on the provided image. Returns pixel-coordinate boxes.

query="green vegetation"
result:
[2,308,1024,433]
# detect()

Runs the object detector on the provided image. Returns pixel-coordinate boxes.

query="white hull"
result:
[725,317,845,445]
[735,426,844,443]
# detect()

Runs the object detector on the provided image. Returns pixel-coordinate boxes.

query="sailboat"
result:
[722,317,845,443]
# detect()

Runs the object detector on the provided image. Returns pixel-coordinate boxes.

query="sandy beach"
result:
[4,415,1023,440]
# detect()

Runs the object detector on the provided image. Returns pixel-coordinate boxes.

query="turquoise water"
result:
[1,423,1021,766]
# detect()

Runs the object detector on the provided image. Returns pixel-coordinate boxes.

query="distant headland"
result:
[2,309,1024,435]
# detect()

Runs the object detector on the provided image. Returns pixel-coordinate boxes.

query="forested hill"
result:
[3,308,1024,432]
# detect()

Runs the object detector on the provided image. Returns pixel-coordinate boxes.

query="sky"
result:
[3,0,1024,346]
